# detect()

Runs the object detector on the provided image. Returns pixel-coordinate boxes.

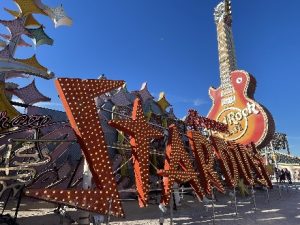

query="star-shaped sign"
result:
[14,0,47,17]
[26,26,54,46]
[15,55,48,74]
[108,98,163,207]
[158,124,205,205]
[26,78,125,217]
[44,5,73,28]
[0,18,28,38]
[157,92,171,112]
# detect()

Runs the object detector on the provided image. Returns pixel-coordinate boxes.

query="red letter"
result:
[210,136,239,188]
[158,125,204,205]
[26,78,125,217]
[227,141,254,186]
[246,143,272,188]
[187,130,224,194]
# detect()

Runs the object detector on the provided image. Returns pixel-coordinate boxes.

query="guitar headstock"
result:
[214,0,232,26]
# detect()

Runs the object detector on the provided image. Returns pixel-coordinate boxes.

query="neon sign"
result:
[24,77,272,218]
[0,111,51,129]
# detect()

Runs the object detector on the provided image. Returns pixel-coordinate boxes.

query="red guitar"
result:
[207,0,274,148]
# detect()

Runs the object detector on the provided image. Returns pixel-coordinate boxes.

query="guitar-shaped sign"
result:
[207,0,275,148]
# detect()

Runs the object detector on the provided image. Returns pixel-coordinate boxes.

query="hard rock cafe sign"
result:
[217,102,259,140]
[208,70,275,148]
[208,1,275,148]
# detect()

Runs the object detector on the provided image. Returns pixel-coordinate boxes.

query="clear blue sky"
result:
[2,0,300,156]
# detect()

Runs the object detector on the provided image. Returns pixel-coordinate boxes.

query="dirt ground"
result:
[2,183,300,225]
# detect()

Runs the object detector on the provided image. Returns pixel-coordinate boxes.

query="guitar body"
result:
[207,70,275,148]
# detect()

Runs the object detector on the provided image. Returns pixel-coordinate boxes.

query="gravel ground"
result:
[2,183,300,225]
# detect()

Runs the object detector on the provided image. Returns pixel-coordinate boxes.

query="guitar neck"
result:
[217,21,237,81]
[214,1,237,95]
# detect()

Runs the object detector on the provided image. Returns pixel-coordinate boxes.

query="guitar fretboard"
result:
[214,0,237,97]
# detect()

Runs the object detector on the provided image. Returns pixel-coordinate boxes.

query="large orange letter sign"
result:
[246,143,272,187]
[26,78,125,217]
[228,141,254,186]
[187,130,224,194]
[211,136,239,188]
[108,98,163,207]
[158,125,204,205]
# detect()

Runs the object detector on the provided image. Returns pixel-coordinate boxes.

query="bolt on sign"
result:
[25,78,272,218]
[208,0,275,148]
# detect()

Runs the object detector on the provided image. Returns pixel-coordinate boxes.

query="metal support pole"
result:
[33,128,44,160]
[1,189,12,215]
[59,214,64,225]
[211,187,216,225]
[270,142,278,168]
[251,186,256,211]
[266,188,270,204]
[172,191,177,211]
[159,210,165,225]
[78,159,92,225]
[9,138,77,143]
[180,186,184,200]
[233,187,238,215]
[170,190,174,225]
[13,185,24,222]
[204,197,209,212]
[278,184,282,199]
[285,134,290,155]
[158,203,167,225]
[106,198,112,225]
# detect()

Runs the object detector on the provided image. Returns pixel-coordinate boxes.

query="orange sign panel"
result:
[26,78,125,217]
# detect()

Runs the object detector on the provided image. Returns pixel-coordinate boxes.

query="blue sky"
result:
[1,0,300,156]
